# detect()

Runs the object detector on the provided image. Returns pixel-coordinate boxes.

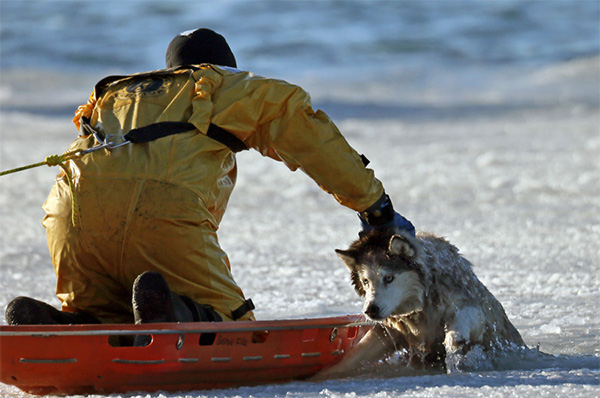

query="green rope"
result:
[0,149,82,227]
[0,161,50,176]
[0,149,81,176]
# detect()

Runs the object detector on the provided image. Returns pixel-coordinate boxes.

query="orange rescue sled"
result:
[0,315,371,395]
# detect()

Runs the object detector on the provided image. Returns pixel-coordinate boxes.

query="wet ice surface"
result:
[0,57,598,396]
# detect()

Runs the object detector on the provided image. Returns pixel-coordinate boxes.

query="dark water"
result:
[1,0,598,79]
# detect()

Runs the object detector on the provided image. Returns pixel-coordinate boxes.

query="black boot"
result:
[5,296,100,325]
[131,271,196,346]
[132,271,195,324]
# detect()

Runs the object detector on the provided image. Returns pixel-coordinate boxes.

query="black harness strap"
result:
[124,122,195,143]
[206,124,248,153]
[231,299,255,320]
[123,121,248,153]
[360,154,370,167]
[80,116,247,153]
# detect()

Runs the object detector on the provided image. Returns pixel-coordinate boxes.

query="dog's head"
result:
[336,228,428,320]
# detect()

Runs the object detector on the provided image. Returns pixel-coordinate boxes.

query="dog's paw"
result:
[444,330,468,354]
[445,306,485,352]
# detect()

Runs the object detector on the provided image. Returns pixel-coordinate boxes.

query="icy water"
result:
[1,0,599,397]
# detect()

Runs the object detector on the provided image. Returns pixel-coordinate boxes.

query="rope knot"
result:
[45,154,65,167]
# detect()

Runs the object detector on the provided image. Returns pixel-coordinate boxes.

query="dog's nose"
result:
[365,304,380,319]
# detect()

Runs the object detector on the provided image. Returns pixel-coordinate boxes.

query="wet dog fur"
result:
[319,228,524,377]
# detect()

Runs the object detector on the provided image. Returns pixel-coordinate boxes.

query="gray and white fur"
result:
[332,228,524,372]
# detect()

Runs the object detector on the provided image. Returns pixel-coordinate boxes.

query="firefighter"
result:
[6,28,414,327]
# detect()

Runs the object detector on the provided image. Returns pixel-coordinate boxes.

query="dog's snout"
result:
[365,303,380,319]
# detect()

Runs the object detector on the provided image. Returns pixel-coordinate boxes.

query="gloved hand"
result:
[358,194,415,237]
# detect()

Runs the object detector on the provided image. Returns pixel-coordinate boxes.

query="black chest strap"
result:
[124,121,248,153]
[81,118,248,153]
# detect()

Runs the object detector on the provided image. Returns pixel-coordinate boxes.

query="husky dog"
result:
[320,228,524,377]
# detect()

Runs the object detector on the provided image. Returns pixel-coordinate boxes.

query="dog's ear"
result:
[335,249,358,270]
[388,235,417,259]
[336,249,365,296]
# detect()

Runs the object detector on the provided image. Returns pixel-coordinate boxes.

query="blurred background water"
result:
[1,0,598,77]
[1,0,598,124]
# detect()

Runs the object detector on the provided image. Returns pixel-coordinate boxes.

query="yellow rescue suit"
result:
[42,64,384,323]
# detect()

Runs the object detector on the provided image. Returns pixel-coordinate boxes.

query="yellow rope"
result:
[1,149,82,227]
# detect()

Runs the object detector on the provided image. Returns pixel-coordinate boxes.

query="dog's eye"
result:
[383,275,395,284]
[362,279,369,287]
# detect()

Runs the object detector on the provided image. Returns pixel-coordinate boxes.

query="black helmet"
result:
[165,28,237,68]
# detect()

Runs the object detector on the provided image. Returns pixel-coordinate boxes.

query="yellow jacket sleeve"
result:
[210,69,384,212]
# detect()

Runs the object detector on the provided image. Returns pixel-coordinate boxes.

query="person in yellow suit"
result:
[6,29,415,327]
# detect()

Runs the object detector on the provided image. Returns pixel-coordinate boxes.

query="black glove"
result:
[358,194,415,237]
